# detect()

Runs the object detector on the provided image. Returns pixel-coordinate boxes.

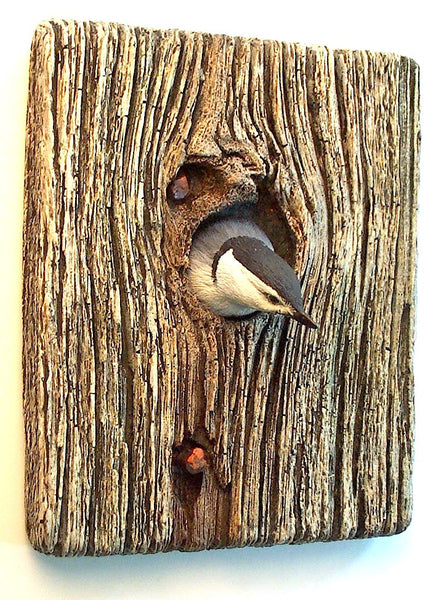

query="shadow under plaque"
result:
[22,19,419,556]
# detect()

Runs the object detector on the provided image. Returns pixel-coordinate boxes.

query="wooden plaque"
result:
[23,20,419,555]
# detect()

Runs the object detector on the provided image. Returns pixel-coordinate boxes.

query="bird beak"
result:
[287,307,318,329]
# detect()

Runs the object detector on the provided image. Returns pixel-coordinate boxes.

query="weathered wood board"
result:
[23,19,419,556]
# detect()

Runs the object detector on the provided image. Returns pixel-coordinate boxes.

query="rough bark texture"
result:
[23,20,419,556]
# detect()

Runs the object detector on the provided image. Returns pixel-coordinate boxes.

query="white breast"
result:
[188,218,273,316]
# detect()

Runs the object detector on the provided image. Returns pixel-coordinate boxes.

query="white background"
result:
[1,2,439,598]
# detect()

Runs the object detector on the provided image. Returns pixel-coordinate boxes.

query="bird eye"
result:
[264,293,280,305]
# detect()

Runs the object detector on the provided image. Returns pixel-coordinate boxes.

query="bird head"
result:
[212,236,317,328]
[188,217,317,328]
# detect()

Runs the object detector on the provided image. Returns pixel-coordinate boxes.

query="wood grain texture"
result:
[23,19,419,556]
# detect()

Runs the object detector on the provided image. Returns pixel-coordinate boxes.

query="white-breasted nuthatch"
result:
[188,217,317,328]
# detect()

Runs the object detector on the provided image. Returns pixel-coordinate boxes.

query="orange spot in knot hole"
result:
[186,447,207,475]
[174,444,208,475]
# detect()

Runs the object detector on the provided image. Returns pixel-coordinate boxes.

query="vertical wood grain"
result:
[23,20,419,555]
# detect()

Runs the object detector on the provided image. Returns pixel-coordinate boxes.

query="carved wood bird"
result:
[188,217,317,328]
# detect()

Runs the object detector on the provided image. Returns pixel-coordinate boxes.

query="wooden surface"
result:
[23,19,419,556]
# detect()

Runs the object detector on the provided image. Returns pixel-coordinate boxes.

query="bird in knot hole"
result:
[188,216,317,328]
